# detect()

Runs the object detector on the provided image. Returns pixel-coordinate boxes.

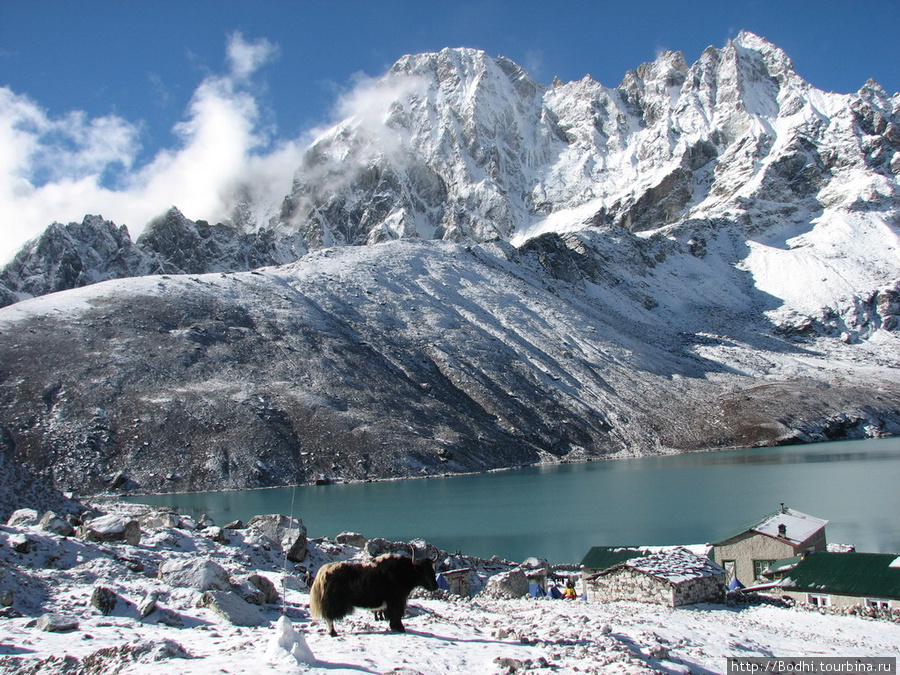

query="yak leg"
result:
[325,618,337,637]
[384,602,406,633]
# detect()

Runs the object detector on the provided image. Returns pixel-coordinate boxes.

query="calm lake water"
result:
[123,438,900,564]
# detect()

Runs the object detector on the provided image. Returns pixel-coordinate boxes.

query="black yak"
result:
[309,553,439,636]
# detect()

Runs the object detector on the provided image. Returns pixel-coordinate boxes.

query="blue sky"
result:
[1,0,898,262]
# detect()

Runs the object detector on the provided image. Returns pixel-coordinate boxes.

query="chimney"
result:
[778,523,787,538]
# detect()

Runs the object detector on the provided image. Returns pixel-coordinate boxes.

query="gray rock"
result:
[197,590,266,627]
[90,586,119,615]
[232,578,266,606]
[246,514,307,562]
[139,511,182,529]
[335,531,367,547]
[158,558,231,592]
[247,573,279,604]
[6,508,39,527]
[478,569,529,600]
[9,534,31,554]
[37,613,79,632]
[204,526,229,543]
[40,510,76,537]
[79,514,141,546]
[156,608,185,627]
[137,590,159,619]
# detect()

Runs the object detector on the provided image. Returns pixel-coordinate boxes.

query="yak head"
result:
[410,546,440,592]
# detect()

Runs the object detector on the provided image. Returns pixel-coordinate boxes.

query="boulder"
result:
[39,511,76,537]
[37,613,79,632]
[246,514,307,562]
[203,526,229,544]
[90,586,119,615]
[158,558,230,592]
[6,508,39,527]
[232,578,266,606]
[197,590,266,627]
[79,514,141,546]
[335,532,367,547]
[478,569,529,600]
[139,511,182,529]
[247,573,279,604]
[156,608,185,627]
[137,590,158,619]
[9,534,31,554]
[364,537,400,558]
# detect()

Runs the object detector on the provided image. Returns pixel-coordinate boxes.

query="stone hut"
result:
[583,547,726,607]
[438,568,475,598]
[711,505,827,587]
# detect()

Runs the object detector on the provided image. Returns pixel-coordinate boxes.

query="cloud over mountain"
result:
[0,32,305,263]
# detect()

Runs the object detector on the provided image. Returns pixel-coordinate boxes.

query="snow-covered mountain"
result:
[1,33,899,498]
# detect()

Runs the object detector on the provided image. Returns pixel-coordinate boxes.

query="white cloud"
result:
[226,32,279,81]
[0,33,306,264]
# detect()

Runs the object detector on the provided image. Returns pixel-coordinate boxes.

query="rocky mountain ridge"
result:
[4,32,898,308]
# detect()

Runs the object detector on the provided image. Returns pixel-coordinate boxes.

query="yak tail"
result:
[309,562,338,619]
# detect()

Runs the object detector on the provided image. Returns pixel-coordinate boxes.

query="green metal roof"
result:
[765,555,803,576]
[580,546,654,570]
[780,552,900,599]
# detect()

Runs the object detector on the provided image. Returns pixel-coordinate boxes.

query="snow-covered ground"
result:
[2,503,898,675]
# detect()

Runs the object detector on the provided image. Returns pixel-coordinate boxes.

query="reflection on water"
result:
[123,437,900,564]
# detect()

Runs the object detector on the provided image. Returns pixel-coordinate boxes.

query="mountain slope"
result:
[2,232,899,496]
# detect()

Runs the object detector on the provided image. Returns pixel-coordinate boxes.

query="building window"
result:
[753,559,776,579]
[807,594,830,607]
[865,598,890,609]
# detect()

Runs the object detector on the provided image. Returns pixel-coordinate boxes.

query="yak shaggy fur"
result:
[309,554,439,636]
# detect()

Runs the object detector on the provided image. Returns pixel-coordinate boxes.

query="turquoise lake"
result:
[123,437,900,564]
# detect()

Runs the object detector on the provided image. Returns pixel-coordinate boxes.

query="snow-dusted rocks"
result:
[0,501,899,673]
[246,514,307,558]
[6,509,39,528]
[335,531,367,547]
[38,511,75,537]
[79,514,141,546]
[479,568,530,600]
[89,586,120,615]
[157,558,230,592]
[197,590,266,627]
[35,613,79,633]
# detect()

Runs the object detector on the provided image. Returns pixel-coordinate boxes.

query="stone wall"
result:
[585,567,726,607]
[779,590,900,610]
[672,575,726,606]
[585,567,674,606]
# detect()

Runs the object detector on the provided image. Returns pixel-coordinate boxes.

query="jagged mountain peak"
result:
[3,32,899,326]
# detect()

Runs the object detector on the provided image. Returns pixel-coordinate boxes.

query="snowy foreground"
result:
[1,504,898,675]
